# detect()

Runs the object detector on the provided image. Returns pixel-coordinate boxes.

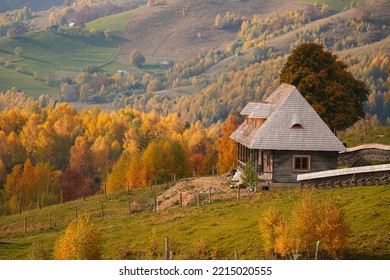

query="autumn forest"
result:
[0,89,244,214]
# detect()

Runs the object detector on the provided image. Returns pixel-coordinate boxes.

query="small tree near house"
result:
[240,156,258,191]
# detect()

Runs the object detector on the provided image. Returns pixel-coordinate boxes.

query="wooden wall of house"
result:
[272,151,338,183]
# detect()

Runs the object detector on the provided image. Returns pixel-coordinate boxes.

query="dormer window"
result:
[291,114,303,129]
[291,123,303,129]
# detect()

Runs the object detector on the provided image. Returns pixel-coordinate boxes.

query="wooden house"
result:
[230,83,346,184]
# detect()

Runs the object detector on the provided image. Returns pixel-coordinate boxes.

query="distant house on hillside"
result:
[160,60,173,69]
[118,70,128,76]
[230,83,346,186]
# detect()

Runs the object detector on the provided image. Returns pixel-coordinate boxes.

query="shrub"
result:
[260,192,349,259]
[54,215,102,260]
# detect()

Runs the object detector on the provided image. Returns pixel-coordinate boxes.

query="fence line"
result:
[2,184,253,236]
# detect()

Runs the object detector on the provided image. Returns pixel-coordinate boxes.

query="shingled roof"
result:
[230,83,346,152]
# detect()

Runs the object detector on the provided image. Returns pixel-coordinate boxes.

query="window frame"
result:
[293,155,311,172]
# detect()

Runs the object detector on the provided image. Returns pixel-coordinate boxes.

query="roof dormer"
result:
[291,114,303,129]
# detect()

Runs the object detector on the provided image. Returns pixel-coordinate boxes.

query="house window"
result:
[293,156,310,172]
[291,123,303,129]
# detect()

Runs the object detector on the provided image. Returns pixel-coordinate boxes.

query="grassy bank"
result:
[0,182,388,260]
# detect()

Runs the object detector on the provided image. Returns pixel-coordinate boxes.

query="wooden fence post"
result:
[350,173,355,190]
[169,251,174,260]
[234,250,239,260]
[179,192,183,208]
[128,200,131,217]
[315,241,320,260]
[165,237,169,260]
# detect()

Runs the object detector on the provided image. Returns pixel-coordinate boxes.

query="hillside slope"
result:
[116,0,310,62]
[0,31,120,96]
[0,0,63,12]
[0,180,388,260]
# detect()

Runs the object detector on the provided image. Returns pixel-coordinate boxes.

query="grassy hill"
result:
[295,0,373,12]
[0,0,384,98]
[0,0,63,13]
[86,7,144,32]
[115,0,377,62]
[0,179,389,260]
[341,126,390,147]
[0,31,120,97]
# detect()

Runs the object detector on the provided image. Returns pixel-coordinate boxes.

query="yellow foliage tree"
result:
[317,201,349,259]
[261,192,350,259]
[54,215,102,260]
[290,192,321,255]
[260,206,285,259]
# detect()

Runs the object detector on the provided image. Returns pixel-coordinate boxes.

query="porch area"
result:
[237,143,273,181]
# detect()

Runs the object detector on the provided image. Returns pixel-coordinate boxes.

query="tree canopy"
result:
[129,49,145,68]
[279,43,369,130]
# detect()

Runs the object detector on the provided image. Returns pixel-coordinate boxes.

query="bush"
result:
[260,192,349,259]
[54,215,102,260]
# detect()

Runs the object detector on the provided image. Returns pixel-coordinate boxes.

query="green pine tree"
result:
[240,156,258,191]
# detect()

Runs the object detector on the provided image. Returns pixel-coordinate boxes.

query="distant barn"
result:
[230,83,346,187]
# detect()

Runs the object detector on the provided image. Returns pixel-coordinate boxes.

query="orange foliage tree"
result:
[215,114,241,173]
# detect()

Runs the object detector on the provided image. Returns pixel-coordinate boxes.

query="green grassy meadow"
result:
[341,126,390,147]
[86,7,144,32]
[0,27,165,97]
[0,67,54,97]
[0,183,389,260]
[0,31,120,96]
[295,0,373,12]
